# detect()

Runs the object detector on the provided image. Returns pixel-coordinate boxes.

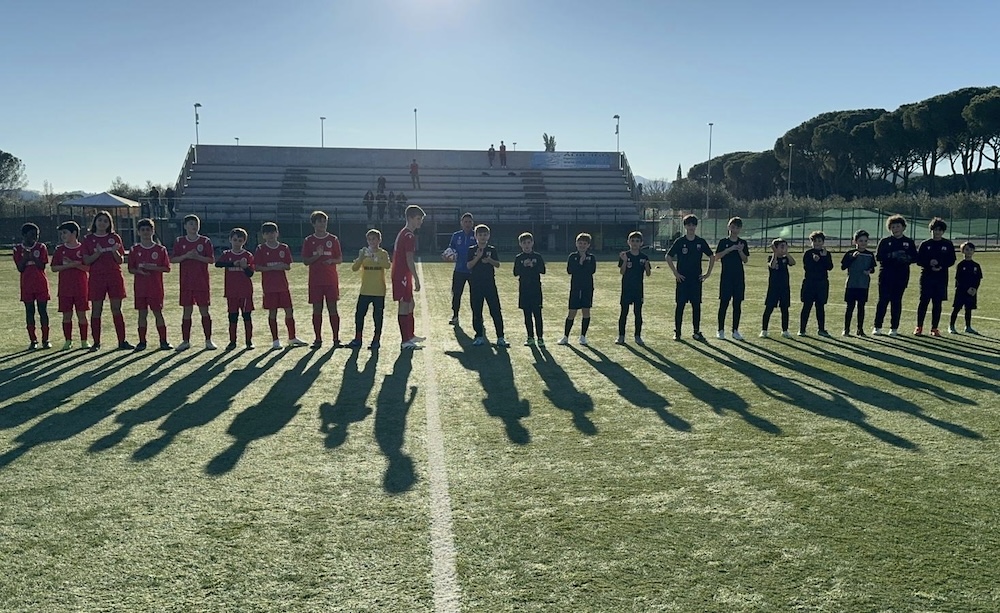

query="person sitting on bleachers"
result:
[388,191,397,219]
[376,192,388,221]
[363,190,374,221]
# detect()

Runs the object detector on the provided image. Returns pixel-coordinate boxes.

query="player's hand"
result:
[699,273,708,282]
[969,287,977,296]
[240,258,248,269]
[819,248,827,257]
[812,253,820,261]
[674,272,685,282]
[414,278,421,292]
[929,259,938,267]
[620,251,627,261]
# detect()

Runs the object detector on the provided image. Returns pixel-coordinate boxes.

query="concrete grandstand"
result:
[172,145,646,253]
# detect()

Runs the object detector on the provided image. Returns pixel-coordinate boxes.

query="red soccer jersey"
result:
[129,242,171,300]
[82,232,125,279]
[219,249,255,300]
[52,243,88,298]
[14,242,50,296]
[302,233,341,288]
[255,242,292,294]
[391,228,416,284]
[173,235,214,293]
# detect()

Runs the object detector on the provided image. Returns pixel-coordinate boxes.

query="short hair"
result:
[886,214,906,229]
[682,214,698,226]
[518,232,533,242]
[58,221,80,236]
[474,224,491,235]
[960,241,976,251]
[230,227,248,240]
[727,217,743,228]
[771,238,787,249]
[310,210,328,223]
[405,204,426,220]
[137,218,155,230]
[366,228,382,239]
[575,233,592,243]
[853,229,870,241]
[90,210,115,234]
[261,222,279,234]
[929,217,947,232]
[461,212,474,221]
[182,214,200,226]
[21,222,39,236]
[627,231,643,241]
[809,231,826,242]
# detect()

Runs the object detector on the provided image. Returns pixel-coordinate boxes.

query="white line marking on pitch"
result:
[416,260,462,612]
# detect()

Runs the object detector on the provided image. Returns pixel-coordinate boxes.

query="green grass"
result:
[1,253,999,611]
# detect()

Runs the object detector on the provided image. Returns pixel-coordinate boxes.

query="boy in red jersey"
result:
[255,222,307,349]
[128,218,172,351]
[82,210,132,350]
[215,227,256,349]
[302,210,343,348]
[51,221,90,349]
[172,214,216,350]
[392,205,426,349]
[13,222,51,349]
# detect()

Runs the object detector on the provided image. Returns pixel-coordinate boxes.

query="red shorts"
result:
[227,296,255,313]
[262,291,293,310]
[308,284,339,304]
[58,296,89,313]
[21,288,51,303]
[89,274,127,301]
[180,289,211,307]
[392,276,413,302]
[135,295,165,311]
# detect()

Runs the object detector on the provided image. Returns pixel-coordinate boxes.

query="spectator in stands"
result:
[499,141,507,169]
[376,192,388,222]
[410,159,421,189]
[363,190,375,221]
[488,144,496,168]
[388,191,397,219]
[377,175,387,195]
[145,186,159,219]
[165,187,176,218]
[396,191,408,217]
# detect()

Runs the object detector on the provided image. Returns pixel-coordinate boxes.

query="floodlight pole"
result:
[614,114,620,153]
[705,122,713,219]
[193,102,202,163]
[413,108,418,150]
[320,116,326,147]
[787,143,794,218]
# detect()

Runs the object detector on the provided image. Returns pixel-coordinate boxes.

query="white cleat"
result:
[578,335,588,346]
[271,340,283,349]
[557,336,569,345]
[731,330,744,341]
[716,330,725,340]
[759,330,769,338]
[288,338,309,347]
[205,339,218,350]
[175,340,192,351]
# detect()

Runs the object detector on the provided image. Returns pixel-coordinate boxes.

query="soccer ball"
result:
[442,247,457,261]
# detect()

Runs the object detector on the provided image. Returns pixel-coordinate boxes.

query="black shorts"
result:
[919,278,948,302]
[620,291,643,306]
[952,289,978,310]
[844,287,869,303]
[675,279,703,305]
[800,280,830,304]
[568,286,594,310]
[765,287,791,309]
[719,278,745,302]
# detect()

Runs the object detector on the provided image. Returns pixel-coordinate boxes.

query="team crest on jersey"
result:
[626,260,633,268]
[682,247,688,255]
[33,250,40,258]
[941,245,947,251]
[326,240,332,248]
[197,244,204,252]
[279,250,285,258]
[108,238,116,246]
[152,252,159,260]
[903,242,909,248]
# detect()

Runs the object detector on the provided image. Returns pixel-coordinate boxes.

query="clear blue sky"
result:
[5,0,999,193]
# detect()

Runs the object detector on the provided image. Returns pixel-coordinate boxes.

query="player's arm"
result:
[822,251,833,271]
[840,251,853,270]
[618,252,627,276]
[302,240,323,266]
[82,245,102,265]
[468,246,484,268]
[329,241,343,265]
[738,241,749,263]
[786,254,795,266]
[538,255,546,275]
[665,254,681,279]
[644,258,652,277]
[351,249,366,271]
[489,248,501,269]
[702,241,715,279]
[406,250,420,291]
[201,241,215,264]
[36,246,49,271]
[110,244,124,265]
[513,256,521,277]
[566,254,577,275]
[14,249,29,273]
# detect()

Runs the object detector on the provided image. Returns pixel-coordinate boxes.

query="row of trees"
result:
[676,86,1000,203]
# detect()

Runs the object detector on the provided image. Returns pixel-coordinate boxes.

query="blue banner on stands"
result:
[530,152,617,169]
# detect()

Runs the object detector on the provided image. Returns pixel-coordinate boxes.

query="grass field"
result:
[1,251,999,612]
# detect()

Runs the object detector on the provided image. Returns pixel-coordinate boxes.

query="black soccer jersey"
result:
[619,250,650,300]
[667,235,713,278]
[468,243,500,286]
[715,237,749,282]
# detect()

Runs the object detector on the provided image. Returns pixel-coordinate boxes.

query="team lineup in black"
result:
[13,207,987,352]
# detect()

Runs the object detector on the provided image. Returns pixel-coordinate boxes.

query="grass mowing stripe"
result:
[416,260,462,612]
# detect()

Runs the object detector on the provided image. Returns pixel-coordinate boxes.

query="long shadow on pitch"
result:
[205,350,332,475]
[374,350,418,494]
[0,352,178,469]
[739,342,980,442]
[867,335,1000,384]
[529,345,596,436]
[446,328,531,445]
[0,349,100,398]
[133,349,287,461]
[320,347,378,449]
[568,345,690,432]
[638,344,780,435]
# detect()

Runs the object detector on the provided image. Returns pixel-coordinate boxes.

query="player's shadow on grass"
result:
[739,342,980,442]
[0,354,125,431]
[320,348,378,449]
[446,329,531,445]
[375,350,418,493]
[133,350,286,461]
[868,335,1000,386]
[205,350,332,475]
[0,353,178,469]
[0,349,97,396]
[794,337,988,402]
[636,345,780,435]
[89,351,240,453]
[529,345,597,435]
[568,345,690,432]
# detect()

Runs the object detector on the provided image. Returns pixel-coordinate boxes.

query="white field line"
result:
[415,261,462,612]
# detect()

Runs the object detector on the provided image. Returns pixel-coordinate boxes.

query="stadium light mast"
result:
[413,108,418,150]
[512,142,517,151]
[705,122,713,219]
[614,114,620,153]
[234,137,239,146]
[193,102,202,163]
[320,116,326,148]
[787,143,794,218]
